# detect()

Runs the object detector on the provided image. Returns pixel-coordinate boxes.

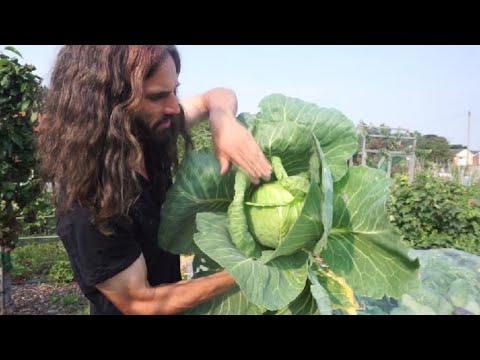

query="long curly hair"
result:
[37,45,192,235]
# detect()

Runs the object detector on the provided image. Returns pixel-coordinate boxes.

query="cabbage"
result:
[158,94,420,314]
[245,158,308,249]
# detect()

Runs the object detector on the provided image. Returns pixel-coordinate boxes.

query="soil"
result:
[10,281,89,315]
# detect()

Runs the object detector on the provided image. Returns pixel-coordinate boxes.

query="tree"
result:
[0,46,43,314]
[416,134,451,164]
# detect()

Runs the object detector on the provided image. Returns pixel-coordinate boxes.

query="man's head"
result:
[136,49,181,139]
[38,45,191,234]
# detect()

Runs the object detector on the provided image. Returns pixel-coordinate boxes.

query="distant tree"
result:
[416,135,451,164]
[449,144,467,150]
[412,130,422,140]
[0,46,43,314]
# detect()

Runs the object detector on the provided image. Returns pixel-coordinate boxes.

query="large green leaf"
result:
[227,171,264,258]
[321,166,420,299]
[275,282,319,315]
[194,212,309,310]
[254,122,313,176]
[307,268,333,315]
[310,260,358,314]
[247,134,331,264]
[256,94,357,181]
[4,46,22,58]
[183,271,265,315]
[237,112,256,132]
[312,135,333,254]
[158,151,235,254]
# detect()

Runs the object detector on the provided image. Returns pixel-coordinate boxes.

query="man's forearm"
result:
[205,87,237,119]
[183,87,238,129]
[132,271,236,315]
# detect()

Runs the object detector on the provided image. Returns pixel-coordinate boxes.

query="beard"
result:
[134,115,174,146]
[132,113,181,167]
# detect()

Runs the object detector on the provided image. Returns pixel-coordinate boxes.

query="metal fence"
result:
[16,214,59,247]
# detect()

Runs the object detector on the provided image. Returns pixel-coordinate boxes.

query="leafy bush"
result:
[387,172,480,255]
[48,260,74,284]
[19,189,56,236]
[158,94,420,315]
[1,46,44,260]
[11,242,73,284]
[177,120,213,163]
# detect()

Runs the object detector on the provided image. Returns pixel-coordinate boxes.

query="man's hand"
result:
[181,88,272,184]
[209,114,272,184]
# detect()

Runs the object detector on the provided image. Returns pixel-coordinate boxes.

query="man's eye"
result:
[149,94,168,101]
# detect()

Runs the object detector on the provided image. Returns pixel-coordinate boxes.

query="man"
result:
[37,45,272,315]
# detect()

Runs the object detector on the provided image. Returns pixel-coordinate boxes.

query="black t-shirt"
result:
[56,166,181,315]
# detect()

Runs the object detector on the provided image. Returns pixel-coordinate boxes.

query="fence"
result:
[357,124,417,182]
[16,214,59,247]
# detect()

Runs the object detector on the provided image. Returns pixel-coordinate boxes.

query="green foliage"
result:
[0,46,44,265]
[159,94,419,314]
[50,292,82,306]
[19,189,55,236]
[177,121,213,164]
[48,260,74,284]
[77,305,90,315]
[10,242,73,284]
[359,249,480,315]
[416,134,451,164]
[387,172,480,255]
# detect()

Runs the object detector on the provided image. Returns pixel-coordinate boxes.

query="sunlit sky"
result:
[3,45,480,150]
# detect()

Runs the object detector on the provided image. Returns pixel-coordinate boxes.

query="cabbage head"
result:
[245,158,309,249]
[157,94,421,315]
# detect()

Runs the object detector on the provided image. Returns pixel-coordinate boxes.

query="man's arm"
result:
[180,88,272,184]
[96,253,235,315]
[180,87,237,130]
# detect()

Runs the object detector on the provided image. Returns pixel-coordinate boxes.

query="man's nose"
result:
[164,93,181,114]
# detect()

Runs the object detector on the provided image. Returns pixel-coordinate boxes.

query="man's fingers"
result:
[258,154,272,181]
[241,147,272,181]
[218,156,231,176]
[236,153,268,184]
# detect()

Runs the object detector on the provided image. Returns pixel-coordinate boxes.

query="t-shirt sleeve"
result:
[57,208,141,288]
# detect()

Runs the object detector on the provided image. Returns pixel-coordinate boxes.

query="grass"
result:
[11,241,73,283]
[50,292,83,306]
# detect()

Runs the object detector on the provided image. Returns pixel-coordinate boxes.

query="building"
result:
[473,151,480,166]
[451,149,475,167]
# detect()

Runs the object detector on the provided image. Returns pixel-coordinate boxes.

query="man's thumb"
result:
[218,156,230,175]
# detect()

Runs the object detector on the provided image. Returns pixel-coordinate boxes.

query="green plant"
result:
[387,172,480,255]
[245,157,308,248]
[1,46,44,250]
[19,189,55,236]
[50,292,82,306]
[177,120,213,164]
[158,94,420,315]
[359,249,480,315]
[1,46,45,313]
[11,242,70,282]
[48,260,74,284]
[77,304,90,315]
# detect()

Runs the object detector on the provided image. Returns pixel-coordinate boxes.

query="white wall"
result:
[453,149,474,166]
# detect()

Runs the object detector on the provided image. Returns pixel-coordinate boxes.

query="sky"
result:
[2,45,479,150]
